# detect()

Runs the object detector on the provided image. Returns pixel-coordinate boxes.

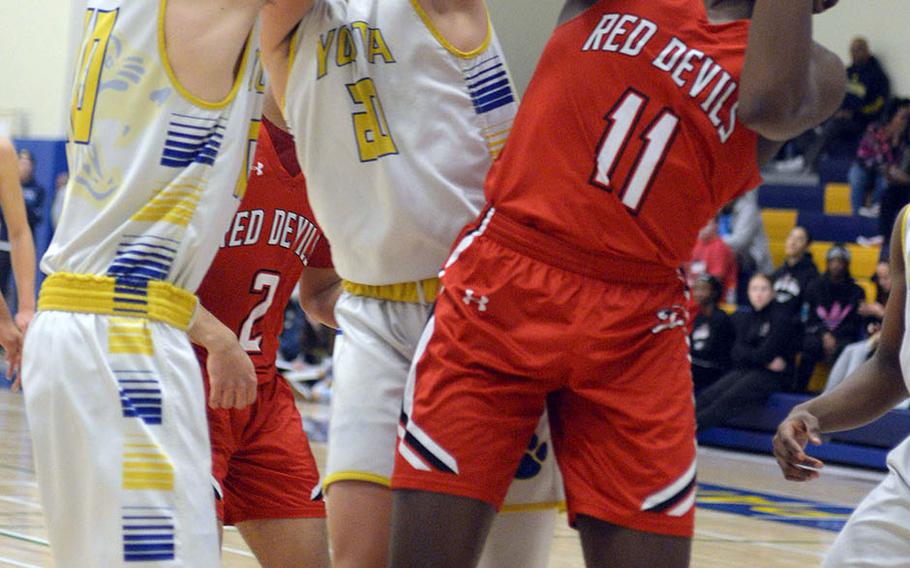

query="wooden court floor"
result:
[0,388,884,567]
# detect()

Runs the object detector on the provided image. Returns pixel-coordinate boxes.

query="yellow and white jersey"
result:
[901,207,910,391]
[44,0,265,293]
[285,0,518,285]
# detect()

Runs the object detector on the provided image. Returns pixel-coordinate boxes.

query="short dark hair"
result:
[696,274,723,304]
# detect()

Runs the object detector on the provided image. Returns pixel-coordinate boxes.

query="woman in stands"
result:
[696,272,797,432]
[849,98,910,217]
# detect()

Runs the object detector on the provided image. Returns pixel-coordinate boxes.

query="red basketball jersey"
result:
[196,118,332,383]
[487,0,761,268]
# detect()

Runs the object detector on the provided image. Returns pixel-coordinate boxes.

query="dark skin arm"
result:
[739,0,845,143]
[773,205,910,481]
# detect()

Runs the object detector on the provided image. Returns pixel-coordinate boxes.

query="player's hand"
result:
[206,337,257,410]
[773,410,825,481]
[0,319,23,391]
[15,308,34,336]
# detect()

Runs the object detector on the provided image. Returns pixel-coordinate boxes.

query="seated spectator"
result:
[778,37,891,173]
[719,189,773,305]
[794,244,867,392]
[858,260,891,327]
[880,145,910,249]
[849,99,910,217]
[696,273,796,432]
[771,226,819,313]
[689,217,737,301]
[690,275,735,394]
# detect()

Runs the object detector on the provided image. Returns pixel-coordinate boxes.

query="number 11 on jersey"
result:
[591,88,680,214]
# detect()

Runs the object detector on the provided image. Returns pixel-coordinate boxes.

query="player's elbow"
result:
[737,91,807,142]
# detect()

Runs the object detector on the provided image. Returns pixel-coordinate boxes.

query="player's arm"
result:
[739,0,845,142]
[297,267,341,328]
[414,0,489,52]
[773,205,909,481]
[0,141,36,334]
[188,304,257,409]
[261,0,317,109]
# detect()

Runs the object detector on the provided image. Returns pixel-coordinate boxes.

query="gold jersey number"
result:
[346,78,398,162]
[72,8,118,144]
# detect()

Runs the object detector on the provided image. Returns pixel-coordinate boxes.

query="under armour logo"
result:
[463,289,489,312]
[651,306,687,334]
[252,161,264,176]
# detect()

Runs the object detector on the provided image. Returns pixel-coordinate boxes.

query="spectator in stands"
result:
[690,275,735,394]
[771,226,820,313]
[848,99,910,217]
[775,37,891,173]
[695,273,796,432]
[858,260,891,326]
[720,190,773,305]
[880,145,910,251]
[794,244,867,392]
[825,260,892,397]
[689,216,737,301]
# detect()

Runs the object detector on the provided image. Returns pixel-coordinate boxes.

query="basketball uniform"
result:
[821,206,910,566]
[21,1,263,565]
[284,1,562,564]
[194,118,329,525]
[393,0,762,537]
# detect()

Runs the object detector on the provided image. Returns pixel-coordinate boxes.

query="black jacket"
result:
[803,275,866,343]
[845,56,891,124]
[772,254,820,311]
[730,303,796,374]
[690,308,735,372]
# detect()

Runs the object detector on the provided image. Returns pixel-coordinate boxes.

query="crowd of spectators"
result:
[690,228,890,431]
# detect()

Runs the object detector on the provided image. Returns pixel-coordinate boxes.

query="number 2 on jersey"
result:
[238,271,281,352]
[591,88,680,214]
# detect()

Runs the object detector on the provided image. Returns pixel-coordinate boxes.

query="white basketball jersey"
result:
[285,0,518,285]
[900,208,910,392]
[43,0,264,293]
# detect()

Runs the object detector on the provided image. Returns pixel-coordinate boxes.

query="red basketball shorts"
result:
[205,372,325,525]
[392,209,697,537]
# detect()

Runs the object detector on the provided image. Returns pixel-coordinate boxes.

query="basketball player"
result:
[21,1,265,565]
[0,137,36,380]
[385,0,846,566]
[260,2,563,567]
[195,90,334,567]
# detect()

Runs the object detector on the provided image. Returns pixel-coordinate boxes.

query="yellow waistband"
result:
[38,273,198,330]
[342,278,440,304]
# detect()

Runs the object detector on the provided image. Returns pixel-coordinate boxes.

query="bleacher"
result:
[700,159,910,471]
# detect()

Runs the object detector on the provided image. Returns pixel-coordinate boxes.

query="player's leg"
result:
[479,413,563,568]
[220,377,329,567]
[237,518,329,568]
[24,313,220,566]
[477,508,558,568]
[552,279,696,568]
[390,233,559,568]
[577,516,691,568]
[325,293,433,568]
[821,438,910,567]
[390,490,497,567]
[326,481,392,568]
